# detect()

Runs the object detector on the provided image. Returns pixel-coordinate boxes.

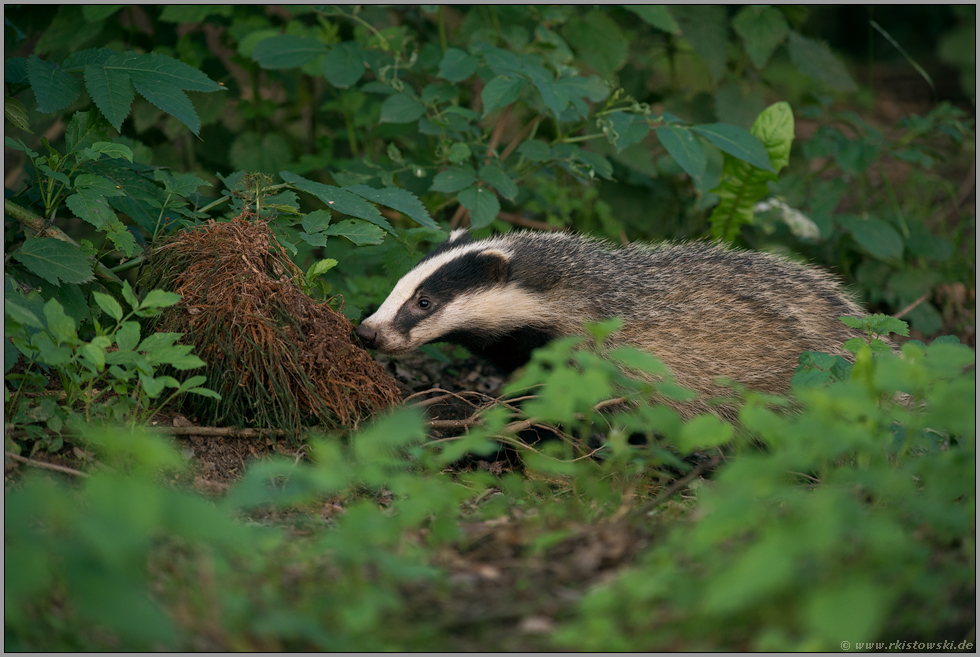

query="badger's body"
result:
[356,229,866,416]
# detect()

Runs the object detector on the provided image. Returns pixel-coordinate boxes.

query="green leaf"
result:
[447,142,471,163]
[80,343,106,371]
[93,292,123,322]
[787,31,858,92]
[133,78,200,135]
[625,5,679,34]
[88,141,134,162]
[517,139,551,161]
[5,300,44,330]
[573,150,613,180]
[732,6,790,70]
[252,35,327,69]
[84,59,134,132]
[805,581,886,646]
[458,186,500,229]
[26,55,83,113]
[65,110,107,154]
[837,215,904,261]
[230,132,293,174]
[563,9,628,78]
[673,5,729,83]
[655,126,707,182]
[430,165,477,194]
[750,102,794,174]
[481,75,526,116]
[677,414,733,451]
[5,97,32,133]
[301,209,331,233]
[604,112,651,152]
[66,189,116,229]
[307,258,338,278]
[323,219,386,245]
[379,93,425,124]
[82,5,124,22]
[281,172,395,233]
[12,238,94,285]
[140,290,183,310]
[42,298,78,344]
[74,173,125,197]
[691,124,774,173]
[438,48,479,82]
[345,184,438,229]
[116,321,140,351]
[322,42,364,88]
[478,163,519,201]
[189,387,222,400]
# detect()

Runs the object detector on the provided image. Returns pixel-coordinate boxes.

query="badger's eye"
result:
[417,298,431,310]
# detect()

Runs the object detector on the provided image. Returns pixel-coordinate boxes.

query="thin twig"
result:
[5,451,90,478]
[893,292,931,319]
[637,456,722,516]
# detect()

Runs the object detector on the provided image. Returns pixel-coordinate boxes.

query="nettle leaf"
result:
[323,219,386,245]
[345,184,438,229]
[732,5,790,70]
[281,171,395,233]
[655,125,707,183]
[26,55,83,113]
[837,214,904,261]
[438,47,478,83]
[66,188,116,229]
[430,165,477,194]
[481,75,526,116]
[105,222,140,257]
[12,238,94,285]
[323,42,364,88]
[691,123,774,172]
[379,93,426,124]
[625,5,680,34]
[84,59,135,132]
[787,31,858,92]
[459,186,500,229]
[479,163,518,201]
[252,35,327,69]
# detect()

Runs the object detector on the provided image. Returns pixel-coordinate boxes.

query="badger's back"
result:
[357,230,867,416]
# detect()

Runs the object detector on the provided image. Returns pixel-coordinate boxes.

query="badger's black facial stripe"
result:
[418,231,472,263]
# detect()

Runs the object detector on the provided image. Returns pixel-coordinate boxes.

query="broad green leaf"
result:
[655,125,707,182]
[62,48,115,71]
[139,372,169,398]
[74,173,125,197]
[624,5,680,34]
[732,6,790,70]
[133,78,200,135]
[430,165,477,194]
[65,110,107,153]
[438,47,479,82]
[673,5,729,83]
[322,42,364,88]
[481,75,526,116]
[447,142,471,163]
[5,97,32,133]
[137,332,181,353]
[750,102,794,173]
[140,290,182,310]
[379,93,425,124]
[458,186,500,229]
[26,55,83,113]
[4,300,44,330]
[42,298,78,344]
[478,163,519,201]
[787,31,858,92]
[345,184,438,229]
[677,414,733,451]
[323,219,386,245]
[691,123,774,172]
[252,35,327,70]
[307,258,338,278]
[115,322,140,351]
[572,149,614,180]
[93,292,123,322]
[281,172,395,233]
[88,141,134,162]
[301,209,332,233]
[80,343,106,371]
[84,59,134,131]
[517,139,551,161]
[105,222,140,258]
[526,65,570,119]
[604,112,651,152]
[66,189,116,229]
[12,238,94,285]
[112,50,224,89]
[563,9,628,78]
[837,214,904,260]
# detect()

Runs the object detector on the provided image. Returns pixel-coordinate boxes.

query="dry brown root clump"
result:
[140,213,400,435]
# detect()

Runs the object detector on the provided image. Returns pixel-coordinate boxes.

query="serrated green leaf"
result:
[42,298,78,344]
[301,209,332,233]
[307,258,338,278]
[5,300,44,330]
[105,221,140,258]
[459,186,500,229]
[281,172,395,233]
[140,290,182,310]
[12,238,94,285]
[84,59,134,132]
[66,189,116,229]
[430,165,477,194]
[26,55,83,113]
[379,93,425,124]
[345,184,438,229]
[115,321,140,351]
[133,78,200,135]
[74,173,126,197]
[479,163,519,201]
[64,110,108,154]
[5,97,32,133]
[93,292,123,322]
[655,125,707,182]
[447,142,471,163]
[438,47,478,83]
[323,219,386,245]
[323,41,364,88]
[252,35,327,70]
[481,75,526,116]
[89,141,134,162]
[625,5,680,34]
[751,102,794,173]
[80,342,106,371]
[139,373,169,398]
[691,123,774,172]
[732,6,790,70]
[62,48,115,71]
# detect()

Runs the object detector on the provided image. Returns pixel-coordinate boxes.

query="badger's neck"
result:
[440,326,559,373]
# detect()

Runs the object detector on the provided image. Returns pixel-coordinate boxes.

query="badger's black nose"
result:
[356,323,378,349]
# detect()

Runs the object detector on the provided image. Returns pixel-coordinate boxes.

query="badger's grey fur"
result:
[356,229,867,417]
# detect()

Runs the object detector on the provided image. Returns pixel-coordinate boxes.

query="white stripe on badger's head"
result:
[358,231,548,353]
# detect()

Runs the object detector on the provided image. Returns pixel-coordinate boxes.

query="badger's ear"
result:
[476,249,510,283]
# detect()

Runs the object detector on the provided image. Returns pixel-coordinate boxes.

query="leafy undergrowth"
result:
[4,319,976,651]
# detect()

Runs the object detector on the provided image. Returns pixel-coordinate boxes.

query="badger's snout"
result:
[355,322,379,349]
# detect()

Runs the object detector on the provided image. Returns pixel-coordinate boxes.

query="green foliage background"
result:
[4,4,976,652]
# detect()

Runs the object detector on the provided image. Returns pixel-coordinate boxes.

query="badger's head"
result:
[356,229,547,356]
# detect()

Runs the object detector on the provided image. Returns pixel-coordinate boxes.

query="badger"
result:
[356,229,867,417]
